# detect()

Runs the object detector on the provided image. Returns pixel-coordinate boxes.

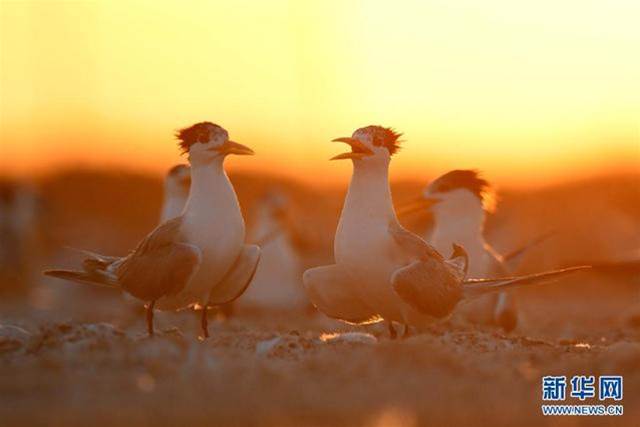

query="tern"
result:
[398,170,553,332]
[119,164,191,308]
[303,125,589,337]
[0,181,43,290]
[236,190,307,312]
[160,164,191,222]
[45,122,260,337]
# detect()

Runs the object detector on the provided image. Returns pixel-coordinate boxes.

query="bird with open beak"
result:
[45,122,260,338]
[303,125,588,338]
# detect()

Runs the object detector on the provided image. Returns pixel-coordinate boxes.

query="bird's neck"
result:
[184,160,240,219]
[160,192,188,222]
[341,160,397,226]
[250,209,280,242]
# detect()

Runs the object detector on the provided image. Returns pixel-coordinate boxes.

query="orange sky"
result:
[1,1,638,187]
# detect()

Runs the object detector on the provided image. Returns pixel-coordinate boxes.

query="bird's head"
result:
[164,164,191,195]
[423,170,496,220]
[176,122,254,166]
[331,125,402,165]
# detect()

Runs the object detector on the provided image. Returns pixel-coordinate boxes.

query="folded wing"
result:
[391,259,464,318]
[207,244,261,305]
[115,218,202,301]
[303,264,382,324]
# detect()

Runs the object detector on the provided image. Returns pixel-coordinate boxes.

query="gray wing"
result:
[391,259,463,319]
[485,244,510,276]
[500,230,556,272]
[116,217,202,301]
[462,266,591,299]
[388,221,444,261]
[207,244,261,305]
[303,264,382,324]
[388,221,467,318]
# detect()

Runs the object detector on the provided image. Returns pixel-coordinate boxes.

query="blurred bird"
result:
[303,125,588,338]
[0,181,44,292]
[45,122,260,337]
[160,164,191,222]
[236,190,308,312]
[397,170,553,332]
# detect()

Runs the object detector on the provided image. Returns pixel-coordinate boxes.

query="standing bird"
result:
[236,190,307,313]
[303,125,588,337]
[119,164,190,310]
[397,170,555,331]
[45,122,260,337]
[160,164,191,223]
[0,181,44,292]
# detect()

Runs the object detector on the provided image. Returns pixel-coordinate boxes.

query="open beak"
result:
[395,196,441,217]
[210,140,255,156]
[330,137,374,161]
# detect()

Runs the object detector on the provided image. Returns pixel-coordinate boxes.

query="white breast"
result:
[157,167,245,310]
[187,210,243,282]
[336,213,408,322]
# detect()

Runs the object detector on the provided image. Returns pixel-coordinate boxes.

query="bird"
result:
[45,122,261,338]
[234,190,308,313]
[396,170,554,332]
[159,164,191,223]
[119,164,191,310]
[302,125,589,338]
[0,180,44,292]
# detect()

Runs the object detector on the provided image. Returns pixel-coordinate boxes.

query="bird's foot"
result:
[200,307,210,340]
[145,300,156,337]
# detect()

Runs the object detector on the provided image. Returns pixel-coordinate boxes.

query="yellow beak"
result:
[212,140,255,156]
[330,137,374,161]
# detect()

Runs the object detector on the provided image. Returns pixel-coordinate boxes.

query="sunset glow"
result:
[1,0,638,186]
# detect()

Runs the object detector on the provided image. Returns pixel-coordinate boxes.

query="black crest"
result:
[429,170,496,210]
[175,122,221,153]
[359,125,403,155]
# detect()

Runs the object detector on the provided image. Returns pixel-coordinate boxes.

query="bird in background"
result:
[159,164,191,223]
[0,181,45,291]
[45,122,260,338]
[303,125,589,338]
[397,170,554,332]
[235,190,308,313]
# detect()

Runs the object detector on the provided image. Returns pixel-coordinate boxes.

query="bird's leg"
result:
[402,324,411,339]
[387,321,397,340]
[146,300,156,337]
[201,306,209,339]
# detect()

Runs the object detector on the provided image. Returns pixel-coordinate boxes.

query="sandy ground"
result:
[1,273,640,427]
[1,170,639,426]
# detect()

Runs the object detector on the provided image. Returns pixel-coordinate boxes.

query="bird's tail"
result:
[43,269,119,288]
[462,265,590,299]
[44,247,121,288]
